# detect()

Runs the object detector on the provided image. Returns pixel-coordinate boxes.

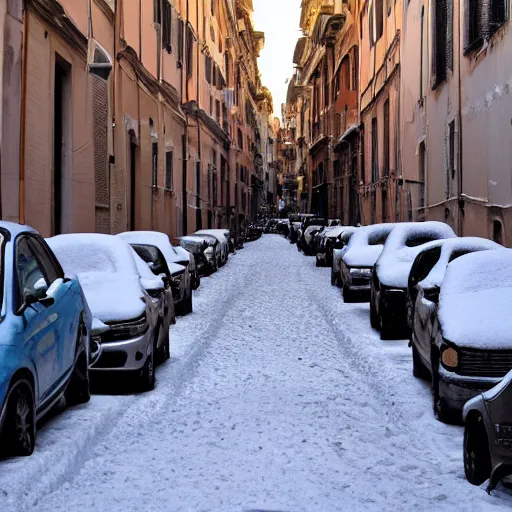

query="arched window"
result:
[89,41,112,80]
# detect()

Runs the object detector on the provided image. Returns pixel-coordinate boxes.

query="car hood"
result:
[78,272,146,322]
[439,287,512,350]
[343,245,383,268]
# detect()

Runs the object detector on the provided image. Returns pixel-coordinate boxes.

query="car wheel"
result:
[65,348,91,406]
[138,349,155,392]
[464,414,492,486]
[4,381,36,456]
[412,340,429,380]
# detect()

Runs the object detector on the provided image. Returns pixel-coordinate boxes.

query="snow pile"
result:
[439,248,512,349]
[343,224,396,268]
[47,234,146,322]
[118,231,185,267]
[419,237,501,289]
[376,222,457,288]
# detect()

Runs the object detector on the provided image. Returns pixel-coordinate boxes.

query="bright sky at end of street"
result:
[252,0,302,120]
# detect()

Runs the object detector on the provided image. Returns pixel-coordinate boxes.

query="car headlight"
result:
[441,344,459,370]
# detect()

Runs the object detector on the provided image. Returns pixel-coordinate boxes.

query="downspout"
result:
[196,0,202,228]
[182,0,190,235]
[456,0,464,236]
[19,5,29,224]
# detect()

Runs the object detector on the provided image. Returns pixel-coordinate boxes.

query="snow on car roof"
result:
[304,225,324,235]
[47,234,146,322]
[323,226,345,238]
[376,222,457,288]
[195,229,228,244]
[118,231,184,268]
[343,224,396,268]
[418,237,501,290]
[439,248,512,349]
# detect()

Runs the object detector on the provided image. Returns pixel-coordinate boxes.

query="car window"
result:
[368,231,389,246]
[29,236,63,284]
[405,234,440,248]
[448,249,471,263]
[16,236,49,308]
[132,244,171,278]
[410,247,442,287]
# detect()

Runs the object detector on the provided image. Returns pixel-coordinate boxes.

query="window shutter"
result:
[177,18,184,65]
[165,151,173,190]
[489,0,508,36]
[162,1,172,52]
[446,0,453,71]
[186,24,194,78]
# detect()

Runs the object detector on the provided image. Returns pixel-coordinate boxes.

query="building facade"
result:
[0,0,273,238]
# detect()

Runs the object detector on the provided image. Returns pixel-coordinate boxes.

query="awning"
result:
[334,124,359,151]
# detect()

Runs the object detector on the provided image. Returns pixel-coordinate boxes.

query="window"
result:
[466,0,507,53]
[224,52,230,86]
[360,123,366,184]
[16,237,49,309]
[178,18,184,65]
[205,55,212,84]
[431,0,452,89]
[154,0,162,25]
[211,0,216,16]
[162,1,172,52]
[447,120,455,198]
[369,2,375,46]
[375,0,384,41]
[371,118,378,182]
[216,100,221,123]
[419,141,426,208]
[237,128,243,149]
[186,23,194,78]
[352,47,359,91]
[341,56,350,91]
[165,150,173,190]
[383,100,390,175]
[212,62,217,87]
[152,141,158,188]
[334,68,340,99]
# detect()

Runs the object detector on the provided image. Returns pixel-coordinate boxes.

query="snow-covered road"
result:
[2,235,512,511]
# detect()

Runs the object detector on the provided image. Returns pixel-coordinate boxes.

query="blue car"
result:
[0,222,91,456]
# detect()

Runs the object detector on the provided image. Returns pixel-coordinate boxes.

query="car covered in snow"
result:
[425,249,512,421]
[338,224,396,302]
[331,227,359,286]
[195,229,229,266]
[172,241,200,290]
[408,237,501,382]
[0,223,92,456]
[131,250,173,365]
[297,217,326,252]
[47,234,158,392]
[178,236,210,277]
[370,222,456,339]
[118,231,193,316]
[463,369,512,492]
[185,233,221,273]
[287,215,303,243]
[300,224,326,255]
[315,226,345,267]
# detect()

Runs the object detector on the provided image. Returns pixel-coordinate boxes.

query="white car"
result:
[47,234,158,391]
[370,221,457,339]
[338,224,396,301]
[331,227,359,286]
[118,231,193,316]
[195,229,230,265]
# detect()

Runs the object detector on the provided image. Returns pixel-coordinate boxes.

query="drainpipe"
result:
[19,5,29,224]
[196,0,202,229]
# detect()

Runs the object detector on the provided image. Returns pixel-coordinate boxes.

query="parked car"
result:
[370,222,456,340]
[186,233,221,273]
[463,369,512,491]
[196,229,229,266]
[331,227,359,286]
[0,223,92,456]
[408,237,501,381]
[301,224,325,255]
[47,234,158,392]
[288,215,302,244]
[338,224,396,302]
[172,241,200,290]
[131,250,173,365]
[178,236,210,277]
[297,217,327,252]
[118,231,193,316]
[420,249,512,421]
[315,226,345,267]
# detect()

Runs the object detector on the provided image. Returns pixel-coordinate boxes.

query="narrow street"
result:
[2,236,511,512]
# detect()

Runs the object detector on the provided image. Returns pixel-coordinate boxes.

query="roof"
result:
[0,221,37,238]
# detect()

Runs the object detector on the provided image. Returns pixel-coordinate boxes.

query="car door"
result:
[29,235,78,381]
[16,236,62,403]
[410,247,442,362]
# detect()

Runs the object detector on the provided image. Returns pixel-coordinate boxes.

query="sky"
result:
[252,0,302,120]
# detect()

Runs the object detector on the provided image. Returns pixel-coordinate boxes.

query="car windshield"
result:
[180,239,202,253]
